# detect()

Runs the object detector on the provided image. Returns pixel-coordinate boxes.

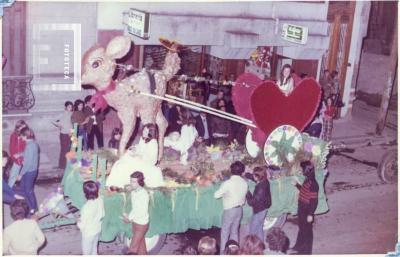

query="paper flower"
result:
[311,145,321,156]
[81,158,91,167]
[228,140,239,151]
[65,151,76,160]
[206,145,221,153]
[38,187,71,218]
[304,142,313,152]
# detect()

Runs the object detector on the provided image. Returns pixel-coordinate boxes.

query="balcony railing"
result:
[2,75,35,113]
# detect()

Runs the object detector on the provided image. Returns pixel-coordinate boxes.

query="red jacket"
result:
[9,132,26,165]
[324,106,336,118]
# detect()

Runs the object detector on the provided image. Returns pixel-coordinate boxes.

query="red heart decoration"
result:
[250,78,322,138]
[232,72,263,121]
[232,73,267,146]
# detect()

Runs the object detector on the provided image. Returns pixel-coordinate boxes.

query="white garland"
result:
[117,64,238,86]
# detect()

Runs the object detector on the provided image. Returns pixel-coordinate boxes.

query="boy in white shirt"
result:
[214,161,248,254]
[122,171,150,255]
[3,200,45,255]
[77,181,105,255]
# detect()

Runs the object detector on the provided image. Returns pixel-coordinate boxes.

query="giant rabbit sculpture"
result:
[81,36,181,161]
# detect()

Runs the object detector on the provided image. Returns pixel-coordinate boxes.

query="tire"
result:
[125,233,167,254]
[378,149,398,183]
[263,213,287,232]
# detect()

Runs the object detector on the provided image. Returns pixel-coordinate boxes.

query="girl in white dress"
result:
[106,124,164,189]
[164,118,198,165]
[277,64,294,96]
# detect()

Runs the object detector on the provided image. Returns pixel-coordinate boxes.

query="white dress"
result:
[106,138,165,188]
[164,124,198,164]
[277,77,294,96]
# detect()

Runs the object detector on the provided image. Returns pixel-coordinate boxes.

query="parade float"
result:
[56,36,330,253]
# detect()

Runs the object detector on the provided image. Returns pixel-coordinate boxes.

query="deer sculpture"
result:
[81,36,181,161]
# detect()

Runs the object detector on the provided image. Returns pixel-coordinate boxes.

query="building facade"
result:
[2,1,372,176]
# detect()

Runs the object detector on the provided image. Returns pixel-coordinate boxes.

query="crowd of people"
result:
[180,226,289,255]
[3,142,319,255]
[162,88,243,148]
[3,121,39,216]
[294,67,343,142]
[49,86,247,171]
[3,122,44,254]
[2,63,332,255]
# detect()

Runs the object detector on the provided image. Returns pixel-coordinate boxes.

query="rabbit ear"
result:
[105,36,132,60]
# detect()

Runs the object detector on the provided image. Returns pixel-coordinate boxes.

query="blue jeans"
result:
[220,206,243,254]
[3,180,16,204]
[78,127,88,151]
[82,233,100,255]
[249,209,267,242]
[20,170,38,211]
[8,163,22,188]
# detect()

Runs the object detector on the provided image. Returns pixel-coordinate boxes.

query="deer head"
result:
[81,36,132,90]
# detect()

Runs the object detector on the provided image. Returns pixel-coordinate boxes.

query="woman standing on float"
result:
[277,64,294,96]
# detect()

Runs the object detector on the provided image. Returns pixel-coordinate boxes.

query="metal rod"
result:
[165,94,253,123]
[140,92,256,128]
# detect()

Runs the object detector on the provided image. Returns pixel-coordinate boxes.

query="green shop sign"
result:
[281,23,308,45]
[123,8,150,39]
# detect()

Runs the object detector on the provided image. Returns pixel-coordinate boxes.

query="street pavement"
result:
[2,99,397,255]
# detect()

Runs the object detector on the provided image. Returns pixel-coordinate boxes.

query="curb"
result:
[37,168,65,183]
[331,134,396,148]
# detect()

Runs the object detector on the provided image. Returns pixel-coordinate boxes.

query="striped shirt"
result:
[296,178,319,216]
[299,180,318,204]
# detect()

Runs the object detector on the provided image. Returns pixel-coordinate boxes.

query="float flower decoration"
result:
[70,133,78,149]
[65,151,76,161]
[206,145,222,153]
[221,139,245,161]
[206,144,223,160]
[37,187,74,219]
[254,47,271,69]
[228,139,239,151]
[301,133,330,170]
[266,128,299,166]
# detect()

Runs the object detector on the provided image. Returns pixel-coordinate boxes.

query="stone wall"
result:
[356,51,397,108]
[3,2,99,179]
[97,2,330,60]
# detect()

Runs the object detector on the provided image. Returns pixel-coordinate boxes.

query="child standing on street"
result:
[321,97,336,141]
[289,161,319,255]
[8,120,28,188]
[122,171,150,255]
[53,101,73,169]
[18,127,40,215]
[77,181,105,255]
[246,166,271,243]
[3,200,45,255]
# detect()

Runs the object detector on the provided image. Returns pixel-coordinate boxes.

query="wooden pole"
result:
[337,1,356,116]
[199,46,206,76]
[271,46,278,80]
[376,21,397,135]
[327,14,342,72]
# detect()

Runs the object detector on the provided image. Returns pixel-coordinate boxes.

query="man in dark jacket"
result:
[84,95,105,150]
[289,160,319,255]
[195,112,212,145]
[246,166,272,242]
